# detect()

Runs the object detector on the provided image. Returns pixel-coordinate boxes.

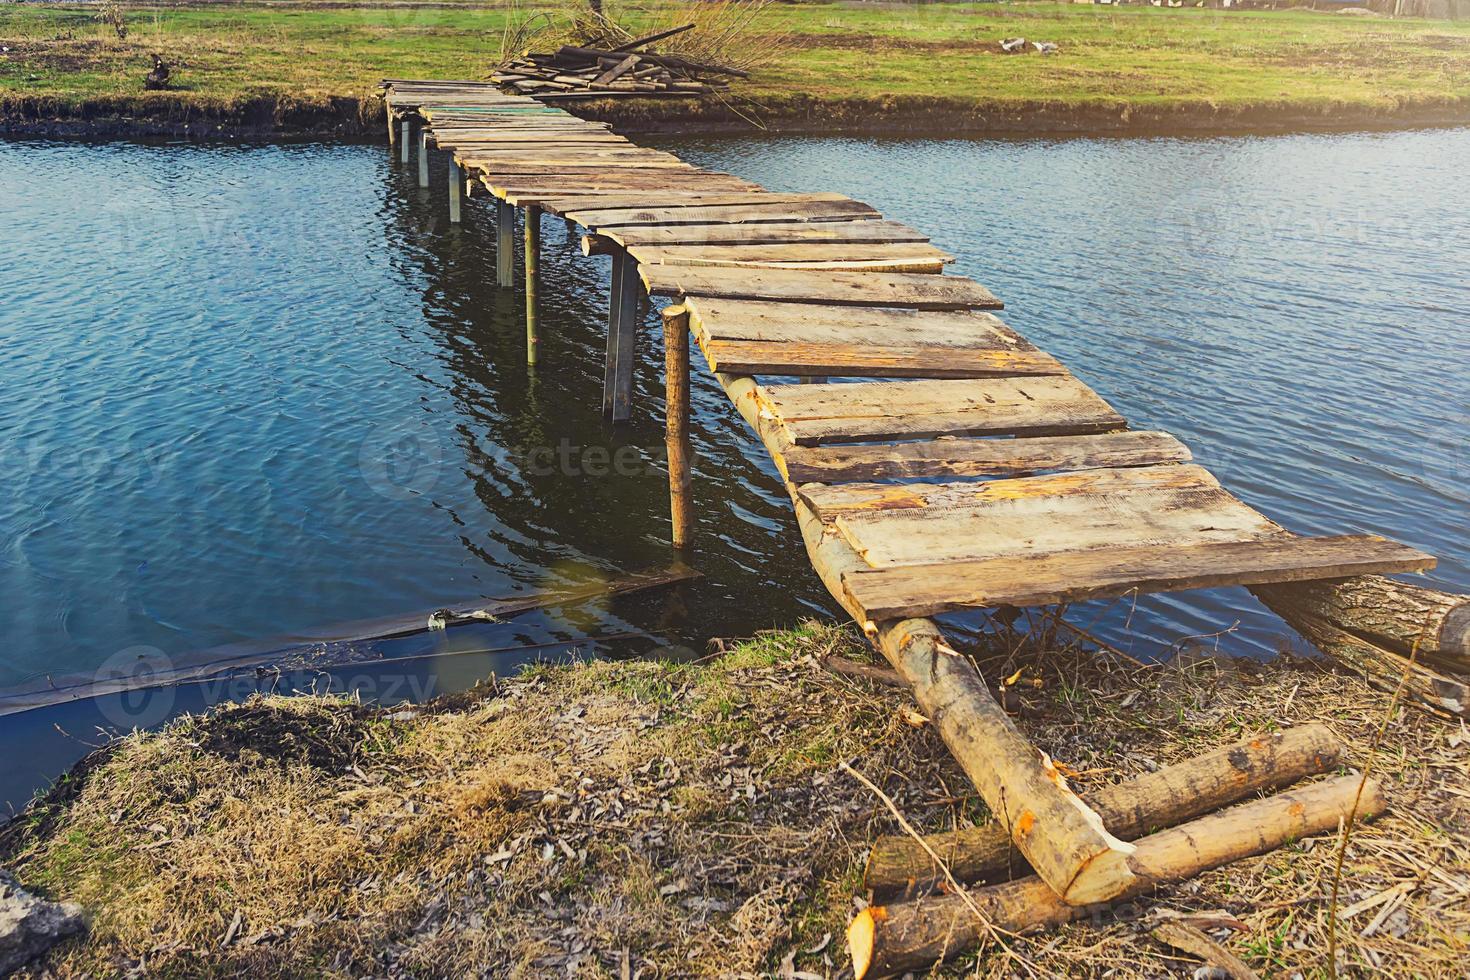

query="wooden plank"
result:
[686,298,1028,349]
[606,219,928,247]
[779,431,1192,484]
[545,192,855,214]
[567,199,880,228]
[639,266,1002,310]
[626,241,954,273]
[684,297,1062,378]
[825,467,1288,569]
[476,162,701,175]
[699,340,1065,379]
[801,464,1226,520]
[753,376,1125,446]
[434,134,630,145]
[841,536,1438,620]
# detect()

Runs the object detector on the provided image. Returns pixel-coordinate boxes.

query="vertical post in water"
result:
[496,199,516,288]
[400,119,412,164]
[602,251,640,422]
[525,206,541,366]
[417,128,430,188]
[387,109,397,148]
[448,159,463,224]
[663,306,693,550]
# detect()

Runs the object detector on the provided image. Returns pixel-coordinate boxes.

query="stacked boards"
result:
[636,266,1433,621]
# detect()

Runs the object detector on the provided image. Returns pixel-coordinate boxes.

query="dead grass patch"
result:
[2,620,1465,977]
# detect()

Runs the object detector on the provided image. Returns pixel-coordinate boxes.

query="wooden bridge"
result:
[379,79,1445,977]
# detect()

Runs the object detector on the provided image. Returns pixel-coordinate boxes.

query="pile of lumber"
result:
[489,24,748,100]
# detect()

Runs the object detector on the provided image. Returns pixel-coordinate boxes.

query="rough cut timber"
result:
[751,376,1126,446]
[640,266,1003,309]
[685,297,1065,378]
[864,724,1343,894]
[848,775,1388,979]
[779,430,1192,484]
[841,535,1436,621]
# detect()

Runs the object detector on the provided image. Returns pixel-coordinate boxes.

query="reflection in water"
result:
[0,129,1466,700]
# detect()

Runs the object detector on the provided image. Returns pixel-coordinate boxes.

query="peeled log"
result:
[864,723,1343,895]
[849,775,1386,980]
[706,358,1138,906]
[1253,577,1469,717]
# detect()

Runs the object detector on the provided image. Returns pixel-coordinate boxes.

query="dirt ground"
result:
[2,620,1466,977]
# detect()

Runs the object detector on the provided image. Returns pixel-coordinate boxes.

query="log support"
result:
[1253,576,1469,717]
[386,109,397,147]
[448,159,463,224]
[663,307,694,549]
[602,250,641,421]
[496,198,516,288]
[849,775,1387,979]
[864,723,1343,894]
[525,206,541,366]
[417,127,430,188]
[400,119,412,164]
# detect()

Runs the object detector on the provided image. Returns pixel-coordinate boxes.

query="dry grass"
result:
[2,620,1466,977]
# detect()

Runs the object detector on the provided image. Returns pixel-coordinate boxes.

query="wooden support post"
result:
[417,128,430,188]
[496,199,515,288]
[525,206,541,366]
[400,119,411,164]
[602,251,641,421]
[386,109,397,147]
[663,307,693,549]
[448,159,462,224]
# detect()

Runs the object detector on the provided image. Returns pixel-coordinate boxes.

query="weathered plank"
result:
[684,297,1062,378]
[699,341,1065,378]
[568,199,880,228]
[545,192,856,214]
[686,298,1027,348]
[626,241,954,273]
[753,376,1126,446]
[475,162,702,175]
[640,266,1002,310]
[801,464,1226,520]
[779,430,1192,484]
[606,219,928,247]
[828,467,1287,569]
[841,536,1438,620]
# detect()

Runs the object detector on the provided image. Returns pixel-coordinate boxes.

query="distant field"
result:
[2,2,1468,121]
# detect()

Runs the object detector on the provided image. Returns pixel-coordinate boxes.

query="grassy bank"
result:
[3,622,1466,976]
[2,2,1470,135]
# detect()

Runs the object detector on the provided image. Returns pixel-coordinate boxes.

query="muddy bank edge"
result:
[4,91,1470,140]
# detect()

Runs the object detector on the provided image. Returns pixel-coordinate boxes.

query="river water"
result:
[1,127,1466,712]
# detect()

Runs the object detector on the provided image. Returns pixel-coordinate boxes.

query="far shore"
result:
[4,2,1469,140]
[4,91,1469,140]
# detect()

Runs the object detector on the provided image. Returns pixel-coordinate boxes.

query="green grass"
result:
[2,1,1468,120]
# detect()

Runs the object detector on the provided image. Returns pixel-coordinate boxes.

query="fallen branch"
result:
[848,774,1387,979]
[863,723,1343,894]
[822,655,905,689]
